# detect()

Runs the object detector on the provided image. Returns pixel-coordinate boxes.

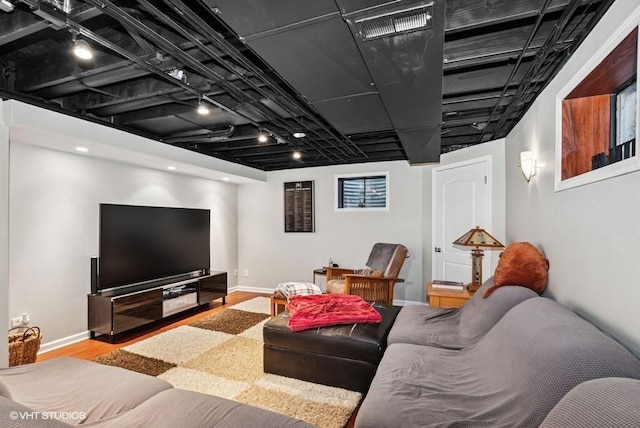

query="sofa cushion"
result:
[0,397,70,428]
[387,278,537,348]
[356,297,640,428]
[0,357,172,426]
[540,377,640,428]
[91,388,315,428]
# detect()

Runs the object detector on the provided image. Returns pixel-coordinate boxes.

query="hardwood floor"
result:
[38,291,267,362]
[37,290,358,428]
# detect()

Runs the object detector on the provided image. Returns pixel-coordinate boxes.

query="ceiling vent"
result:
[354,2,433,41]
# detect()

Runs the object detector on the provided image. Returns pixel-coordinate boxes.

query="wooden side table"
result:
[270,296,288,318]
[427,282,473,308]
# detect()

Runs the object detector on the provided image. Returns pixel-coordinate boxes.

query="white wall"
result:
[504,0,640,355]
[0,102,9,367]
[8,142,239,351]
[237,161,424,302]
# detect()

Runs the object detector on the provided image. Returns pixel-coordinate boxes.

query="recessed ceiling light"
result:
[75,146,89,152]
[222,177,230,181]
[292,150,302,160]
[167,166,177,171]
[293,132,306,138]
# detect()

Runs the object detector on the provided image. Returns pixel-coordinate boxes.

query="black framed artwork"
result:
[284,181,315,232]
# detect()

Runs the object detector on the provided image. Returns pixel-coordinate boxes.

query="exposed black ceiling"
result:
[0,0,614,171]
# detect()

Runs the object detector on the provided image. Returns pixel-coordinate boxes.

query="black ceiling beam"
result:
[476,0,553,142]
[443,18,580,71]
[81,0,293,140]
[111,0,348,165]
[157,0,365,162]
[492,0,614,138]
[188,0,367,160]
[0,3,101,46]
[445,0,580,33]
[56,56,244,110]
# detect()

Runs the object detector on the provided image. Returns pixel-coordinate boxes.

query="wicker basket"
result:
[8,327,41,367]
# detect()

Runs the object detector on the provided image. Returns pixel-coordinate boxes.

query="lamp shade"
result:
[453,226,504,249]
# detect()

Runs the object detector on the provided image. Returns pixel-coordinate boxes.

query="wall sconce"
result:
[519,151,536,182]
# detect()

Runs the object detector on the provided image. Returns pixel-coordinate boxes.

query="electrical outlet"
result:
[10,317,22,328]
[244,269,249,277]
[233,268,238,277]
[10,313,29,328]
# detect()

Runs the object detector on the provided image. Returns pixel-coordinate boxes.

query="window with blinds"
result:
[336,173,389,210]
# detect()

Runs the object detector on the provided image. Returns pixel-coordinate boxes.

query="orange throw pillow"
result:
[484,242,549,298]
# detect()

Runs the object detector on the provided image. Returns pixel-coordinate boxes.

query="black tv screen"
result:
[99,204,210,290]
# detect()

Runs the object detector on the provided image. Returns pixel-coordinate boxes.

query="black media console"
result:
[88,271,227,343]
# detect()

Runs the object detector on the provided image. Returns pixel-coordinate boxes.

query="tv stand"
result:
[88,271,227,343]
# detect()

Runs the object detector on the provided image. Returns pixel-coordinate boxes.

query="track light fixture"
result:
[0,0,14,13]
[72,32,93,60]
[258,132,268,143]
[168,68,186,82]
[196,97,210,115]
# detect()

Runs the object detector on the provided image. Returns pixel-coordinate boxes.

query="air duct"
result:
[354,3,433,41]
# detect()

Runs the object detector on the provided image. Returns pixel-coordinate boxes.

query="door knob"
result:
[434,247,441,253]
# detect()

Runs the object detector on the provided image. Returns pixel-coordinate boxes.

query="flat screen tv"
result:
[98,204,210,291]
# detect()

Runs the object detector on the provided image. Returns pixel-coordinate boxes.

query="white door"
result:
[432,158,490,283]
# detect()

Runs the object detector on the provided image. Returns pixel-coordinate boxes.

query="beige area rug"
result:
[95,297,361,428]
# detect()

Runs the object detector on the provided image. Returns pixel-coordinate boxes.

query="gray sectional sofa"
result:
[0,357,313,428]
[3,279,639,428]
[388,279,539,349]
[356,281,640,427]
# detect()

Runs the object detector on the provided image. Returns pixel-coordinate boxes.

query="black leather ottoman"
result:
[263,303,400,392]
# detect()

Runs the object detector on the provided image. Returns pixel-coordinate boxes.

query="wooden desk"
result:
[427,282,473,308]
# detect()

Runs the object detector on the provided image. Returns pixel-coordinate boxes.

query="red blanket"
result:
[287,294,382,331]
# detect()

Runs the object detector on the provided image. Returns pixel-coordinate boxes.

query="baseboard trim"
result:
[39,331,90,355]
[233,285,275,294]
[394,299,427,306]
